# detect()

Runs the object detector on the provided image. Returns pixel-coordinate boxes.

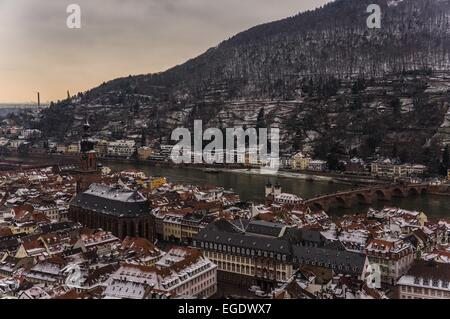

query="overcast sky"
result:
[0,0,331,103]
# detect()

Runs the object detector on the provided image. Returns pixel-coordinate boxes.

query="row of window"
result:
[297,260,358,273]
[205,252,289,273]
[413,277,449,288]
[165,268,215,291]
[400,289,450,298]
[214,259,288,281]
[196,241,287,261]
[177,277,216,296]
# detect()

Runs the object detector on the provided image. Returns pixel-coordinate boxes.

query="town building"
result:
[94,140,109,158]
[365,238,414,285]
[293,246,369,281]
[307,160,328,172]
[397,260,450,299]
[137,146,153,161]
[291,152,311,171]
[194,219,295,290]
[371,159,427,179]
[107,140,136,158]
[103,247,217,299]
[56,144,67,154]
[345,157,366,173]
[274,193,303,206]
[67,143,80,154]
[69,183,155,241]
[120,237,164,266]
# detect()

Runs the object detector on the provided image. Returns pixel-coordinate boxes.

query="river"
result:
[107,162,449,218]
[3,156,449,218]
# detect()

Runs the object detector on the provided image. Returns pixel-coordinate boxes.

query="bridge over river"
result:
[303,183,432,212]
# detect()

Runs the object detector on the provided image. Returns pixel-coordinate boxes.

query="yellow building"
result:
[291,152,312,171]
[162,214,183,242]
[150,177,167,190]
[56,144,67,153]
[202,250,293,283]
[9,223,37,235]
[417,211,428,227]
[137,147,153,161]
[67,143,80,154]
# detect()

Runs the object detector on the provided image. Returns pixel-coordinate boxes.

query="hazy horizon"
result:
[0,0,331,104]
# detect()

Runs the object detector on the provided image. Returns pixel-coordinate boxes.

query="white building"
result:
[365,238,414,285]
[103,247,217,299]
[21,129,42,140]
[107,140,136,158]
[371,159,427,178]
[274,193,303,205]
[307,160,328,172]
[397,260,450,299]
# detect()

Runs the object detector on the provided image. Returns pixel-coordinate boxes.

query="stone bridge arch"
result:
[304,184,431,212]
[407,186,427,196]
[310,201,329,212]
[354,192,373,205]
[391,187,408,198]
[372,189,391,201]
[334,196,352,208]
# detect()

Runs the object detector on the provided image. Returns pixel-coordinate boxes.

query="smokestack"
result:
[37,92,40,107]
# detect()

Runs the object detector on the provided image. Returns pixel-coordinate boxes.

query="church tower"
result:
[274,181,282,196]
[76,119,100,193]
[79,120,97,172]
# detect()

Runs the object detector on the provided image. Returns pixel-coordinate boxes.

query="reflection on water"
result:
[108,162,450,218]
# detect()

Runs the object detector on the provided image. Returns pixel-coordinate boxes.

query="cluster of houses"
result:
[0,227,217,299]
[0,122,43,154]
[0,167,219,299]
[1,164,450,299]
[289,151,430,178]
[193,198,450,299]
